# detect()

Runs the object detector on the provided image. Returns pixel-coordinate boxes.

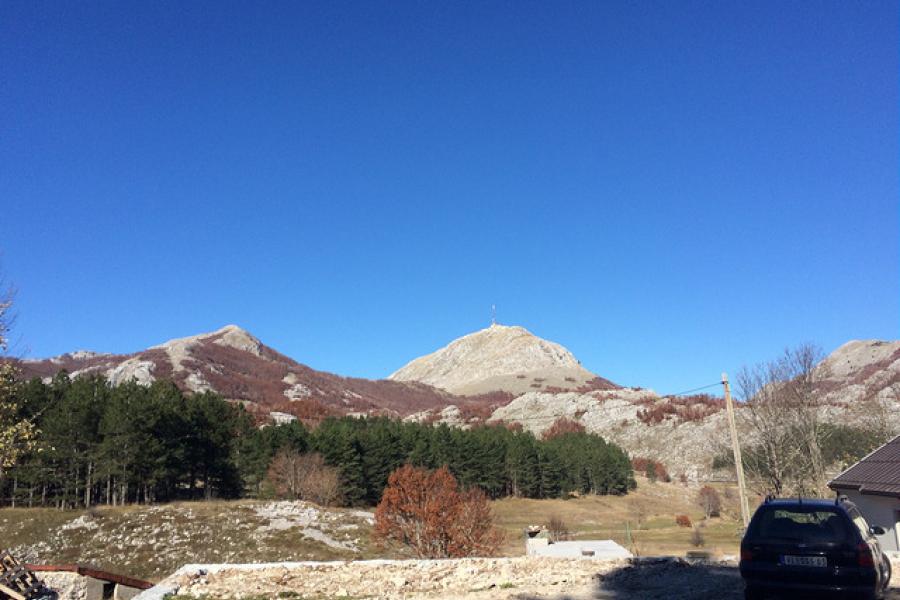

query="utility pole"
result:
[723,372,751,527]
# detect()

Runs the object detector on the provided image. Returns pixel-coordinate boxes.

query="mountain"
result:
[408,338,900,478]
[14,324,900,480]
[815,339,900,402]
[389,323,612,395]
[15,325,510,421]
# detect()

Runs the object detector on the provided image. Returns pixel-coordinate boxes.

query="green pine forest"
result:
[2,373,635,508]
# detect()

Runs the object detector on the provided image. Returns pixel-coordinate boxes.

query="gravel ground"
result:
[142,555,900,600]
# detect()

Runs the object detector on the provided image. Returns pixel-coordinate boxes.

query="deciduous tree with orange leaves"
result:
[374,464,503,558]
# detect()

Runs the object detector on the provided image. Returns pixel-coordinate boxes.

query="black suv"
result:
[740,497,892,599]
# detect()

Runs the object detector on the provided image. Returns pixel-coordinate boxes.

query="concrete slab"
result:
[529,540,632,559]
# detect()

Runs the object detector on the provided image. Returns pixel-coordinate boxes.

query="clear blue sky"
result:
[2,1,897,394]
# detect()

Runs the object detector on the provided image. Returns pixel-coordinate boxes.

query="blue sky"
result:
[1,1,897,394]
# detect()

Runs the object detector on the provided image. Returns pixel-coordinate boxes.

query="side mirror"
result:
[870,525,886,536]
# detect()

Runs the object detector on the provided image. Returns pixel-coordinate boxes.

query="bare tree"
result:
[736,344,827,496]
[545,515,571,542]
[266,450,343,506]
[696,486,721,518]
[0,280,37,480]
[845,369,900,443]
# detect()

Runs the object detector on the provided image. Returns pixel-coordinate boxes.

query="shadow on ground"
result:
[514,558,900,600]
[589,558,742,600]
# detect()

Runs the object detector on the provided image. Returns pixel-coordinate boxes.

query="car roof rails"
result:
[764,494,775,504]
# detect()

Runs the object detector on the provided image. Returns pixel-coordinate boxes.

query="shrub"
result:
[675,514,692,528]
[636,394,725,426]
[697,485,721,518]
[690,527,705,547]
[546,515,570,542]
[631,457,671,483]
[374,465,503,558]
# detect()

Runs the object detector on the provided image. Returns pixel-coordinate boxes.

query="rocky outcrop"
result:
[815,339,900,403]
[486,388,730,479]
[389,324,600,395]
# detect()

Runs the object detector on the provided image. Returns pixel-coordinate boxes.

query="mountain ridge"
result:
[12,326,900,478]
[14,324,512,422]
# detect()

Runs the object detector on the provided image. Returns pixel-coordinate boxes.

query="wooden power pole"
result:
[723,372,751,527]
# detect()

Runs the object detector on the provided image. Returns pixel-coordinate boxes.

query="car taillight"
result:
[740,548,753,562]
[857,543,874,567]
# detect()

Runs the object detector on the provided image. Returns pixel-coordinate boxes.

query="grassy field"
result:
[492,477,745,557]
[1,478,745,582]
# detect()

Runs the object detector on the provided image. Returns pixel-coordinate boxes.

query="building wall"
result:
[845,491,900,552]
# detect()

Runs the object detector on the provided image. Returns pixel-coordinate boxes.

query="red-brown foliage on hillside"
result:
[541,417,586,440]
[374,465,503,558]
[575,376,621,393]
[636,394,725,425]
[631,457,671,482]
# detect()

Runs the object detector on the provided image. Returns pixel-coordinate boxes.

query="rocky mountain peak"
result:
[816,339,900,379]
[149,324,263,371]
[388,323,596,394]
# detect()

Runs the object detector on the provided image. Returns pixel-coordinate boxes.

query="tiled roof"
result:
[829,435,900,497]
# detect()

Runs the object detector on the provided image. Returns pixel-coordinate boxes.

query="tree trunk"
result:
[85,461,93,507]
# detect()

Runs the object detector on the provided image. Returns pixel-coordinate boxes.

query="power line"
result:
[658,382,723,398]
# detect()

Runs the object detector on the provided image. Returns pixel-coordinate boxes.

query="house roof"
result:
[828,435,900,498]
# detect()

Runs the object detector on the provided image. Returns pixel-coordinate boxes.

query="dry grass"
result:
[491,477,744,557]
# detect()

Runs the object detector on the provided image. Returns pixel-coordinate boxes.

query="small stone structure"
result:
[524,525,632,559]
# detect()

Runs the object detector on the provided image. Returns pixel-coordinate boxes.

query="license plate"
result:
[782,555,827,567]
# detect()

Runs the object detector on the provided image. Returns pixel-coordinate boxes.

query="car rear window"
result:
[748,506,853,543]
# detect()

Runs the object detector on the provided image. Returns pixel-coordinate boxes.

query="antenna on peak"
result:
[491,304,497,326]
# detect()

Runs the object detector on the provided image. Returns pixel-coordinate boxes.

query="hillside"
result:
[15,325,510,422]
[408,339,900,478]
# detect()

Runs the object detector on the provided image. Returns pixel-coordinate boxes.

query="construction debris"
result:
[0,550,53,600]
